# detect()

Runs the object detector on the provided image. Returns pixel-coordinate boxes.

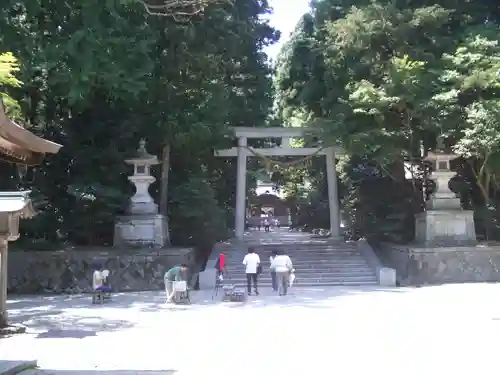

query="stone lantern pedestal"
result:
[415,151,476,245]
[114,140,168,248]
[0,191,35,332]
[380,148,500,285]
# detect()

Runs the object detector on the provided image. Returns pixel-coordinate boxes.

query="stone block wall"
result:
[7,247,195,294]
[379,243,500,285]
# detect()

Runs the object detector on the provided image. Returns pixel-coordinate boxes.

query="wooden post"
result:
[159,144,171,246]
[0,237,8,328]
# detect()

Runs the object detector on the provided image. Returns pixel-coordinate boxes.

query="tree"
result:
[274,0,500,241]
[454,101,500,205]
[430,27,500,236]
[0,0,277,247]
[0,52,22,117]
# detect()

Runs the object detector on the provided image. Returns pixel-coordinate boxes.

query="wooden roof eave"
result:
[0,98,62,163]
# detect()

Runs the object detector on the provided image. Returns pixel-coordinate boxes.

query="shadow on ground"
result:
[6,292,167,339]
[6,286,413,338]
[24,370,177,375]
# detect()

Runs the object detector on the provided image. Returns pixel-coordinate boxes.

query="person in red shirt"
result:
[216,253,225,276]
[219,253,225,271]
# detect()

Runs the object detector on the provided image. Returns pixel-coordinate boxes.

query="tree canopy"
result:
[0,0,278,249]
[275,0,500,241]
[4,0,500,249]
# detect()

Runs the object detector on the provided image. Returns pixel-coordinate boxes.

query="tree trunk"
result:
[0,238,8,328]
[160,144,171,246]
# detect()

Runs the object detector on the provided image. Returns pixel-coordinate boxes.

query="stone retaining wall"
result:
[379,243,500,285]
[7,247,195,294]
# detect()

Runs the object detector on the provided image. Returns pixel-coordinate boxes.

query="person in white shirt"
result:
[263,219,270,232]
[242,247,261,295]
[275,218,281,228]
[269,250,278,292]
[270,250,293,296]
[92,266,112,293]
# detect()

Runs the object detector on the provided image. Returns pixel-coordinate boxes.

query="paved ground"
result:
[1,284,500,375]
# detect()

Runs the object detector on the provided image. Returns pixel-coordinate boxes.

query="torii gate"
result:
[214,127,343,240]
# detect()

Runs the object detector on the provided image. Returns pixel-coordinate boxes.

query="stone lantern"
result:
[425,150,460,210]
[114,140,168,248]
[415,148,476,245]
[0,191,36,331]
[125,139,159,215]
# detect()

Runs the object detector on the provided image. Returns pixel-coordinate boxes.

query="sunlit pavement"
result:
[2,284,500,375]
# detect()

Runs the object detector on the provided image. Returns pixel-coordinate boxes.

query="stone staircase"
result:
[222,241,378,288]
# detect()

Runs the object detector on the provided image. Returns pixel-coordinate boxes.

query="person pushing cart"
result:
[164,264,189,303]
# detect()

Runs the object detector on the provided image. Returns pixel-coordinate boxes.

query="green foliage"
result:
[0,52,22,117]
[456,101,500,160]
[0,0,277,249]
[274,0,500,241]
[170,177,228,246]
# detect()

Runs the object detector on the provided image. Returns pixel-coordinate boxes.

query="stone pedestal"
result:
[381,242,500,285]
[379,148,486,285]
[114,140,168,248]
[114,214,168,248]
[415,210,476,245]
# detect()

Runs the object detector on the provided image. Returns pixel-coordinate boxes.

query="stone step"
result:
[225,265,373,274]
[226,273,377,279]
[225,266,371,273]
[251,248,358,253]
[214,238,375,287]
[226,254,365,262]
[226,254,366,259]
[243,241,346,246]
[247,243,355,247]
[224,260,370,267]
[252,244,356,248]
[223,275,377,283]
[246,244,353,246]
[228,248,360,253]
[220,279,378,287]
[226,253,365,257]
[227,252,364,258]
[224,271,376,278]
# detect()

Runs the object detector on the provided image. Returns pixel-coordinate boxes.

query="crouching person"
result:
[93,266,112,293]
[164,264,189,303]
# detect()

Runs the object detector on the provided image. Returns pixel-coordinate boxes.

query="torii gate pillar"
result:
[325,147,340,238]
[235,136,248,239]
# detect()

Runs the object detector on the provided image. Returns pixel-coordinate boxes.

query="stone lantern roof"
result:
[0,191,35,217]
[425,150,459,172]
[124,139,159,166]
[0,98,62,165]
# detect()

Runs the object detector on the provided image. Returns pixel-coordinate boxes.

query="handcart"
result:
[212,273,245,302]
[222,284,245,302]
[173,280,191,304]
